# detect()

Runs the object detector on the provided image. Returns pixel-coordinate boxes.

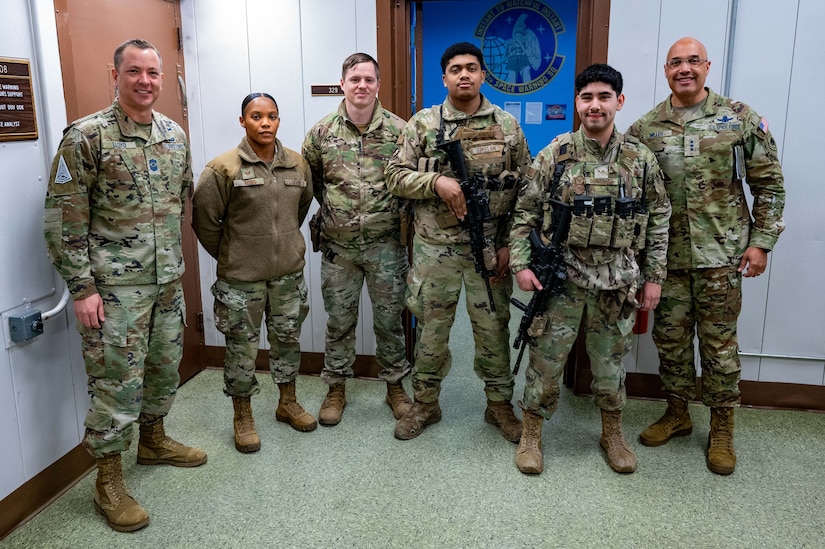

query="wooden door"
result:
[54,0,204,383]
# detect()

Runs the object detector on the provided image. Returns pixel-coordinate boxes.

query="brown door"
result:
[54,0,204,383]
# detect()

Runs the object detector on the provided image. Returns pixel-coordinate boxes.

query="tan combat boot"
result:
[93,453,149,532]
[276,380,318,432]
[484,400,523,443]
[394,401,442,440]
[600,409,637,473]
[232,396,261,453]
[515,410,544,475]
[137,419,207,467]
[707,407,736,475]
[639,395,693,446]
[385,382,413,419]
[318,383,346,426]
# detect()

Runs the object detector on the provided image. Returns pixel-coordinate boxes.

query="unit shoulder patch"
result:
[54,155,73,184]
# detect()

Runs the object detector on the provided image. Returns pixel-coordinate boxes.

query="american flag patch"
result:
[759,117,769,132]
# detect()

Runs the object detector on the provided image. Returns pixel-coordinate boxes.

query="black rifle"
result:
[510,200,572,374]
[437,139,498,312]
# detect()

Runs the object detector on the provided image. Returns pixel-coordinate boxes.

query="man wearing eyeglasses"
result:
[627,37,786,475]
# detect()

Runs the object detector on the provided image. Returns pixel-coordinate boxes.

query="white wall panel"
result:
[759,357,825,386]
[740,355,760,382]
[609,0,662,133]
[299,0,360,354]
[250,0,305,152]
[761,0,825,363]
[12,317,80,478]
[182,0,250,348]
[655,0,728,106]
[611,0,823,384]
[189,3,250,165]
[0,0,57,312]
[0,0,88,500]
[0,345,24,500]
[729,2,797,357]
[183,0,378,355]
[299,0,379,355]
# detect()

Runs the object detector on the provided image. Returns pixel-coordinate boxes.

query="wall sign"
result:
[311,85,343,96]
[0,57,38,141]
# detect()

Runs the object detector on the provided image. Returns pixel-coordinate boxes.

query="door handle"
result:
[177,71,188,119]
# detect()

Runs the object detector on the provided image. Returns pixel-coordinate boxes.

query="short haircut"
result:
[342,53,380,80]
[241,93,278,116]
[114,38,163,72]
[440,42,484,74]
[575,63,623,95]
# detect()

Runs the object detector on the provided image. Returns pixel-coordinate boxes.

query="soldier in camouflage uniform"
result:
[43,39,206,532]
[193,93,317,452]
[627,37,786,475]
[385,42,531,442]
[302,53,412,426]
[510,64,671,475]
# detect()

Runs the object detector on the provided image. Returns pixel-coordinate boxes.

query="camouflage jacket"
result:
[510,128,671,290]
[302,99,406,248]
[627,88,785,270]
[192,137,313,282]
[385,95,532,248]
[44,100,192,299]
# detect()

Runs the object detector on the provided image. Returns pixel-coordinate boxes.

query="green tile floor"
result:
[3,298,824,548]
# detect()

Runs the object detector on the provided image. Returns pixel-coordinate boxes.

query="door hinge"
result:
[177,27,183,51]
[197,312,204,332]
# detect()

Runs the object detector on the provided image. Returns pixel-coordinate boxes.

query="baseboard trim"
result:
[573,369,825,412]
[0,444,94,540]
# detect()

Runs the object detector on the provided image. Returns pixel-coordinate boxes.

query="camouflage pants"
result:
[652,267,742,406]
[78,281,184,458]
[406,235,514,404]
[212,272,308,397]
[522,281,634,419]
[320,237,410,385]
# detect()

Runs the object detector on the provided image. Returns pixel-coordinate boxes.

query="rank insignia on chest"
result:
[684,135,700,157]
[149,159,159,172]
[241,167,255,179]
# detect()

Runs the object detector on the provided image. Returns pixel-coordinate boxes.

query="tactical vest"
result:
[425,107,520,231]
[543,133,649,266]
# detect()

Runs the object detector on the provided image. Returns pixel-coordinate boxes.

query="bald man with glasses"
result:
[627,37,786,475]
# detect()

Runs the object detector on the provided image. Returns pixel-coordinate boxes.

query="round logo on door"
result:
[475,1,566,95]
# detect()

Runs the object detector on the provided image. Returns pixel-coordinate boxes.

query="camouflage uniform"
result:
[43,100,192,457]
[302,99,409,385]
[385,95,531,404]
[627,88,786,406]
[510,128,670,417]
[192,138,313,395]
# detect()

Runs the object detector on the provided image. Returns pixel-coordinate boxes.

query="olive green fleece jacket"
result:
[192,137,314,283]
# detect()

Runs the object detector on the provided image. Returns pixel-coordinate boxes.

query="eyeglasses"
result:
[665,57,707,69]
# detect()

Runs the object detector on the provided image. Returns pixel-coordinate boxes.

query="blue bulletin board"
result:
[416,0,578,156]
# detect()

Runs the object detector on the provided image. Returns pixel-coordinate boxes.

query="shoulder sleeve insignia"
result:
[54,155,73,184]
